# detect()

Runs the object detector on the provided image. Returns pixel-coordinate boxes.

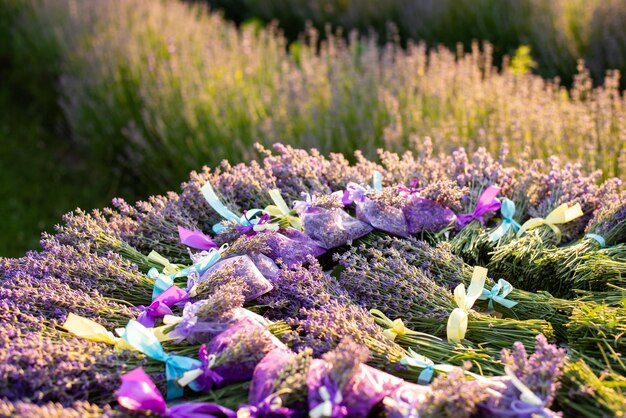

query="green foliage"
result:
[509,45,537,76]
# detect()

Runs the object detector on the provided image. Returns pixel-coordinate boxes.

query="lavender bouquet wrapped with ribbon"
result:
[307,338,405,418]
[294,192,372,249]
[196,254,273,302]
[344,183,410,237]
[198,317,289,386]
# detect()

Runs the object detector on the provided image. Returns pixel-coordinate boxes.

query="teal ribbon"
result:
[399,348,455,385]
[372,171,383,191]
[478,279,518,311]
[120,320,201,400]
[149,268,174,300]
[489,198,521,242]
[201,180,267,233]
[585,233,606,248]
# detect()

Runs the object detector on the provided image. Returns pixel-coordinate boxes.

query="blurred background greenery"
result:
[1,0,625,256]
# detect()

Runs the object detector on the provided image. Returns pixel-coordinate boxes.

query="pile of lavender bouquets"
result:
[2,142,626,417]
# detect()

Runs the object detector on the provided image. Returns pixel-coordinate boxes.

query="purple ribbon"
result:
[235,212,271,236]
[239,394,294,417]
[313,378,348,418]
[178,226,218,251]
[117,367,236,418]
[398,178,422,195]
[342,183,367,206]
[190,344,225,392]
[510,399,549,415]
[293,193,320,214]
[137,285,189,328]
[456,185,502,228]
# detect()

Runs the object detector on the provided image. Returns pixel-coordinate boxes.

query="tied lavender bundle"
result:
[0,399,122,418]
[334,245,554,350]
[362,236,576,340]
[533,190,626,296]
[488,158,607,294]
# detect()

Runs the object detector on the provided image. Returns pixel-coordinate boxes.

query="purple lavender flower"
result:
[0,399,122,417]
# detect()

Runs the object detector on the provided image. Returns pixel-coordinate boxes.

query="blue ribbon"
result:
[148,268,174,300]
[489,198,521,242]
[399,348,455,385]
[172,248,223,279]
[585,233,606,248]
[120,320,201,400]
[478,279,518,311]
[372,171,383,191]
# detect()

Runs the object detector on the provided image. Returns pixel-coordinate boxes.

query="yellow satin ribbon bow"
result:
[446,266,488,343]
[147,251,180,275]
[516,203,583,244]
[370,309,434,342]
[63,313,133,350]
[265,189,303,230]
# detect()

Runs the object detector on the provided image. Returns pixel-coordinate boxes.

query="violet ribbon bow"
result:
[456,186,502,228]
[398,178,422,195]
[238,393,294,418]
[235,212,279,236]
[309,378,348,418]
[342,183,368,205]
[177,344,224,392]
[136,285,189,328]
[117,367,236,418]
[178,226,218,251]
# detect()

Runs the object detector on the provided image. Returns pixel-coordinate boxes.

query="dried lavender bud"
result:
[322,337,370,388]
[197,255,272,302]
[271,348,313,407]
[0,399,122,418]
[301,207,373,249]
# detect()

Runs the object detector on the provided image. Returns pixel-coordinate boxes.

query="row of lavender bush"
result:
[5,0,626,196]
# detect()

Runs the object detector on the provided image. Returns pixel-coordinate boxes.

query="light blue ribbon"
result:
[478,279,518,311]
[120,320,201,400]
[489,198,522,242]
[399,348,455,385]
[201,181,266,233]
[372,171,383,191]
[585,233,606,248]
[149,268,174,300]
[171,248,223,279]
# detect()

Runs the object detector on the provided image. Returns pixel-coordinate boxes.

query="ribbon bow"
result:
[456,186,502,228]
[478,279,518,311]
[372,171,383,191]
[62,313,133,350]
[177,226,218,251]
[265,189,303,230]
[148,251,181,276]
[516,203,583,244]
[309,381,348,418]
[116,367,236,418]
[176,344,224,392]
[446,266,488,343]
[488,198,522,241]
[400,348,456,385]
[148,267,174,300]
[161,302,227,343]
[370,309,435,342]
[120,320,202,399]
[172,247,223,280]
[398,178,422,195]
[136,285,189,328]
[293,192,319,214]
[250,213,280,234]
[238,393,294,418]
[342,183,368,206]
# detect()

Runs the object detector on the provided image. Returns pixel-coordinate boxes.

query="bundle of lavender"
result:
[359,235,576,339]
[334,245,554,350]
[535,191,626,296]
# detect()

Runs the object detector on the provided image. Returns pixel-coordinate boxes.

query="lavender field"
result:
[1,0,626,417]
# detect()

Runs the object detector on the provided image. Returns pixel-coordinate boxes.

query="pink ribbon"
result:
[456,186,501,228]
[178,226,218,251]
[117,368,236,418]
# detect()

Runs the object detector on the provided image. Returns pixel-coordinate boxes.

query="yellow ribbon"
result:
[516,203,583,244]
[370,309,435,342]
[147,251,180,275]
[63,313,133,350]
[265,189,303,230]
[446,266,488,343]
